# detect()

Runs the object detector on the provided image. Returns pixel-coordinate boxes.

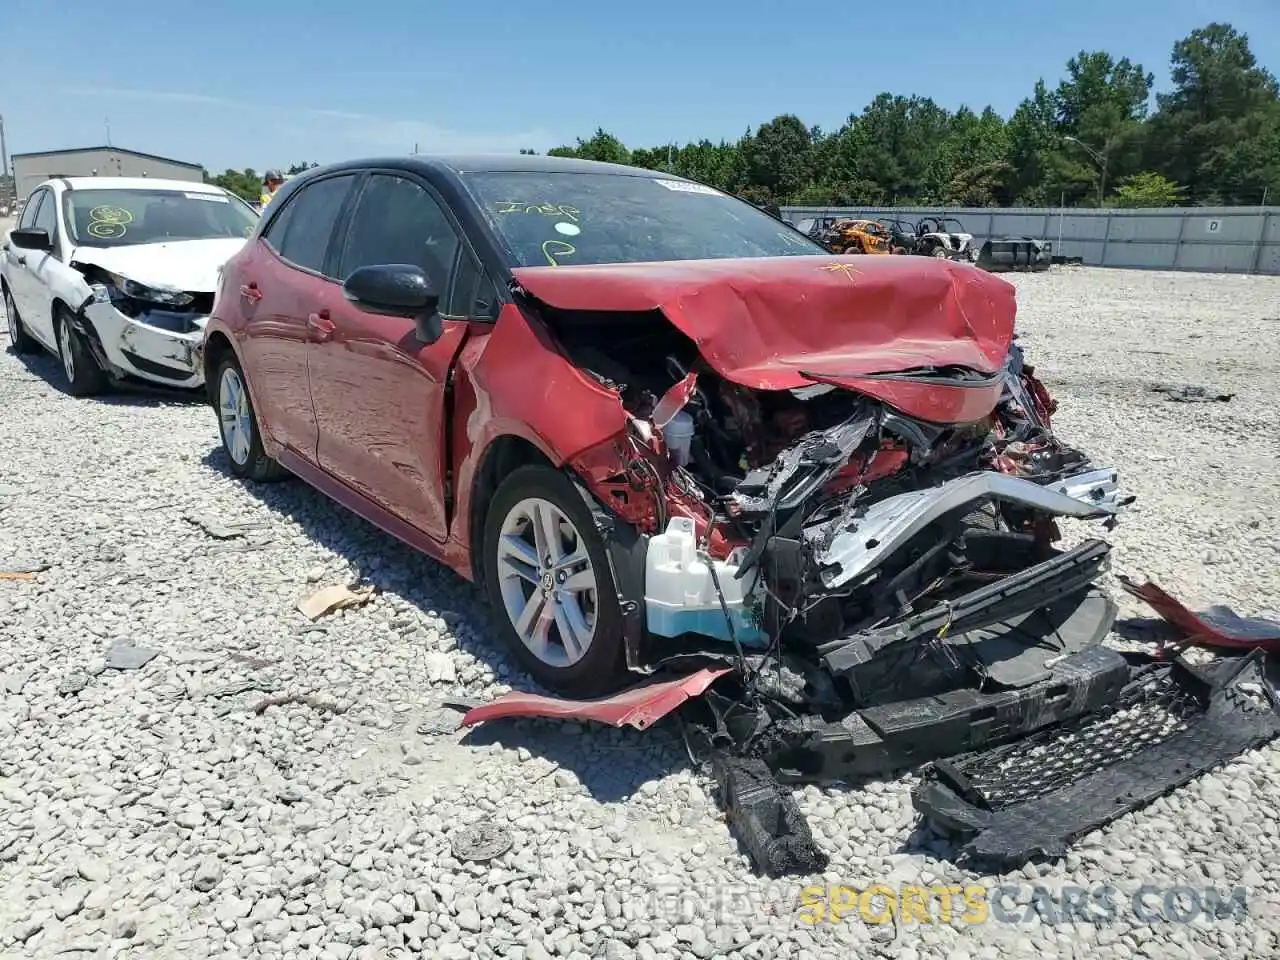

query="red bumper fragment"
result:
[460,668,733,731]
[1119,575,1280,654]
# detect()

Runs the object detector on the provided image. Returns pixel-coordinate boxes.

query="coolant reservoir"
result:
[644,517,767,647]
[662,411,695,467]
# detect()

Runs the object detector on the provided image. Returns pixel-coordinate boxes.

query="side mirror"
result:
[10,228,53,252]
[343,264,442,344]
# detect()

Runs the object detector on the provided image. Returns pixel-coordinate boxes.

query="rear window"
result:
[62,188,258,248]
[462,171,825,268]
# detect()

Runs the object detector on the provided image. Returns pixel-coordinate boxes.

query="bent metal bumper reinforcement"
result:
[809,469,1131,589]
[911,649,1280,870]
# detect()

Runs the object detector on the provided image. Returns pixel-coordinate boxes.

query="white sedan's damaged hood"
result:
[71,238,246,293]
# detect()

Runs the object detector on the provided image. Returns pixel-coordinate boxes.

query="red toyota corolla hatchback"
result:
[204,154,1029,700]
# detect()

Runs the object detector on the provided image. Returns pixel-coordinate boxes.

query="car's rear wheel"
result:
[56,308,106,397]
[4,289,37,355]
[482,465,629,698]
[215,355,286,482]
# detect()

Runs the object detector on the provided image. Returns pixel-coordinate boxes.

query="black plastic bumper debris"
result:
[712,755,829,877]
[766,643,1130,784]
[912,650,1280,870]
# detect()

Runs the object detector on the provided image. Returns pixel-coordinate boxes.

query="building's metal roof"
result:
[10,146,203,170]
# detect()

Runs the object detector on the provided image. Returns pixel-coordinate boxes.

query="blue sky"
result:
[2,0,1276,173]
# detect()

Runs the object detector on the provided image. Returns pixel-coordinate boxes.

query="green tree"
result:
[1111,171,1186,206]
[320,21,1274,213]
[206,169,262,202]
[1146,23,1280,203]
[547,128,630,165]
[741,115,815,204]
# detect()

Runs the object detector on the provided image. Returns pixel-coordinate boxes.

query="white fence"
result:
[779,205,1280,275]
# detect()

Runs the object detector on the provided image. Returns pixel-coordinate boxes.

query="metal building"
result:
[11,146,204,200]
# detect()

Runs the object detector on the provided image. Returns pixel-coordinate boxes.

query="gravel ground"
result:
[1,265,1279,959]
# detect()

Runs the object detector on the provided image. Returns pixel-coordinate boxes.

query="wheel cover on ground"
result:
[218,366,253,466]
[496,496,599,668]
[59,321,76,382]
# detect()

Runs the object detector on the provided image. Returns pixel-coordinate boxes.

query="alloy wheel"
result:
[495,496,599,668]
[59,320,76,382]
[218,365,253,467]
[4,293,17,343]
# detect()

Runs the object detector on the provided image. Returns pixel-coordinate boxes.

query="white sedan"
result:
[1,177,257,395]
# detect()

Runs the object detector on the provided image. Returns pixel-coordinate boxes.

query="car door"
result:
[236,173,357,461]
[6,189,58,349]
[21,187,69,347]
[309,171,483,542]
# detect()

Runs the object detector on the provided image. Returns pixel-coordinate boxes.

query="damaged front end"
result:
[72,263,212,389]
[465,260,1277,876]
[562,326,1130,698]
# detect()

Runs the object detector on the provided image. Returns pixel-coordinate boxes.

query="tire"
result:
[213,354,287,482]
[4,288,37,355]
[56,308,107,397]
[482,465,629,698]
[931,246,948,258]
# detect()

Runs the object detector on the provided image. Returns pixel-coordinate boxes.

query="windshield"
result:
[62,188,258,248]
[462,171,827,267]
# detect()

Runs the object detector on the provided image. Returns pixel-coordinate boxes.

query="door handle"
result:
[307,310,336,341]
[16,255,26,266]
[239,282,263,303]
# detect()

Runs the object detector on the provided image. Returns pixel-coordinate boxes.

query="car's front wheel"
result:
[4,289,37,355]
[214,355,286,482]
[482,465,630,698]
[56,308,106,397]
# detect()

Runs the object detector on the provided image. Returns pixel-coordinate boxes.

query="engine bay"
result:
[548,306,1126,680]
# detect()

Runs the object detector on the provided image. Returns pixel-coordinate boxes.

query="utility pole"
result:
[0,113,9,179]
[1064,135,1108,207]
[105,118,112,147]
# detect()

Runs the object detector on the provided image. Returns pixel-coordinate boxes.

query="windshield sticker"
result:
[554,222,581,237]
[86,205,134,240]
[541,240,577,267]
[653,179,722,196]
[185,192,229,203]
[495,201,581,222]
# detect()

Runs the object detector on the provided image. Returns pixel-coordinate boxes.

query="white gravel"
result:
[2,265,1279,959]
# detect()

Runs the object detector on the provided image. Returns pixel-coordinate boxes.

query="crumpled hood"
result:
[512,255,1017,392]
[71,238,247,293]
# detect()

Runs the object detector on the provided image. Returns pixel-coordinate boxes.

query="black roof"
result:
[10,146,203,170]
[314,153,684,180]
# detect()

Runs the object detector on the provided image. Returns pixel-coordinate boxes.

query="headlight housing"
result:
[91,274,195,308]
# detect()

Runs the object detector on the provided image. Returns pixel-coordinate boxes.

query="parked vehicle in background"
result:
[876,217,919,255]
[914,216,979,261]
[1,177,257,395]
[792,215,841,240]
[203,153,1121,713]
[817,218,892,254]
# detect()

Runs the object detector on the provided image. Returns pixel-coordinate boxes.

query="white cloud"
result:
[62,86,555,155]
[63,86,232,105]
[344,118,554,154]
